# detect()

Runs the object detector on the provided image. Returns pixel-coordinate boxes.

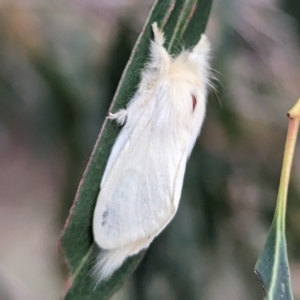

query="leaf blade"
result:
[255,218,293,300]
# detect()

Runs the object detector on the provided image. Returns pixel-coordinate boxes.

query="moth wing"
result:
[93,116,188,250]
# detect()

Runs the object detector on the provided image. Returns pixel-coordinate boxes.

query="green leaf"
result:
[255,218,293,300]
[60,0,212,299]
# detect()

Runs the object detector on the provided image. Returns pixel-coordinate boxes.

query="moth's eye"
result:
[192,94,197,111]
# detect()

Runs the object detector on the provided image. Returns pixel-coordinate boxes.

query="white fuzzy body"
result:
[93,23,211,282]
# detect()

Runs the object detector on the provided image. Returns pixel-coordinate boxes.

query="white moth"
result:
[93,22,211,282]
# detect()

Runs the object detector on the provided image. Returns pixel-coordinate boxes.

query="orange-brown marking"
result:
[192,95,197,111]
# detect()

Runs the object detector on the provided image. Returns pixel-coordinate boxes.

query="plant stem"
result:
[276,98,300,231]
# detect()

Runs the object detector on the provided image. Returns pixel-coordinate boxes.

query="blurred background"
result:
[1,0,300,299]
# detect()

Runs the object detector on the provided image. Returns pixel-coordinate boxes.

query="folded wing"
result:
[93,99,189,250]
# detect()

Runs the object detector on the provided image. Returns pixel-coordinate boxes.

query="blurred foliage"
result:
[0,1,104,226]
[1,0,300,300]
[283,0,300,38]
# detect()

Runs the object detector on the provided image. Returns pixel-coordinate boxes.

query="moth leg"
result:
[188,34,210,76]
[152,22,165,46]
[122,23,171,119]
[108,109,127,125]
[192,34,210,55]
[149,22,170,72]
